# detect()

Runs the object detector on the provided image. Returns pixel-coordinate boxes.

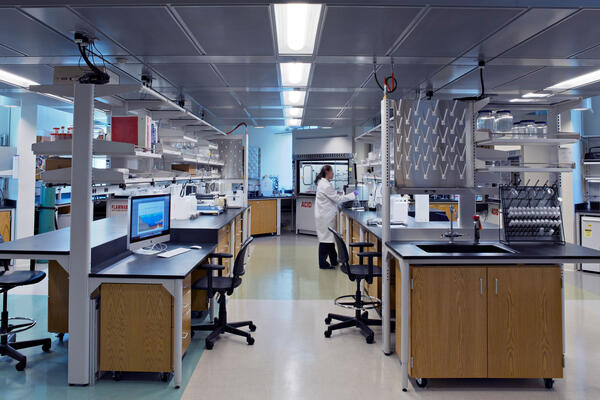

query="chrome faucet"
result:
[441,205,463,244]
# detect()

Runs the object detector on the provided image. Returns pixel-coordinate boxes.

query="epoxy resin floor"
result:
[3,233,600,399]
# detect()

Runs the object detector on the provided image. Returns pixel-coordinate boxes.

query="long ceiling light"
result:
[522,92,552,98]
[0,68,39,88]
[546,69,600,91]
[283,90,306,106]
[285,107,303,118]
[274,3,323,55]
[280,62,311,87]
[286,118,301,127]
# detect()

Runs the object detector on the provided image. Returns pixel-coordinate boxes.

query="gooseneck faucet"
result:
[473,215,481,245]
[441,205,463,244]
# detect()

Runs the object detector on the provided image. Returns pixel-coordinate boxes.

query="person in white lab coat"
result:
[314,165,357,269]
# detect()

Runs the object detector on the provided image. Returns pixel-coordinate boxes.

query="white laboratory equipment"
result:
[581,216,600,272]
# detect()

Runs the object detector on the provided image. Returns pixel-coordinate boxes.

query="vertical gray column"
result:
[68,83,94,385]
[381,94,392,354]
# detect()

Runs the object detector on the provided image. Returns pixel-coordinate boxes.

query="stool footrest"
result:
[0,317,36,336]
[333,294,382,310]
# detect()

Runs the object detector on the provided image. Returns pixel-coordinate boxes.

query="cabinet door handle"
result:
[480,278,483,295]
[495,278,498,295]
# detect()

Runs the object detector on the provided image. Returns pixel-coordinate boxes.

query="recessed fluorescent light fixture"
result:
[0,68,39,88]
[283,90,306,106]
[280,63,311,87]
[286,118,301,127]
[522,92,552,98]
[274,3,323,55]
[546,68,600,91]
[509,98,543,103]
[42,93,74,104]
[285,107,303,118]
[254,125,265,129]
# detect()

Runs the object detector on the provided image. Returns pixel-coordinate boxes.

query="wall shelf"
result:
[475,131,580,146]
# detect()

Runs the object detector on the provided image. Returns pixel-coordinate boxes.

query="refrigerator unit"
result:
[581,216,600,272]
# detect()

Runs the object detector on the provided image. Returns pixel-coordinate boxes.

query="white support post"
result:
[68,83,94,385]
[381,93,392,355]
[14,95,37,243]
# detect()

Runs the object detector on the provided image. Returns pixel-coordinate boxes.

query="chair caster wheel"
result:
[42,343,51,353]
[161,372,171,382]
[205,340,214,350]
[416,378,428,388]
[362,311,369,319]
[544,378,554,389]
[112,371,122,381]
[324,317,332,325]
[16,360,26,371]
[249,323,257,332]
[324,330,332,338]
[190,330,195,338]
[213,318,219,324]
[57,333,65,342]
[247,337,255,345]
[366,335,374,344]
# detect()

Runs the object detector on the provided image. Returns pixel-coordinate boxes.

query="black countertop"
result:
[575,202,600,214]
[386,241,600,262]
[340,208,382,239]
[0,217,127,255]
[171,207,246,231]
[90,242,217,279]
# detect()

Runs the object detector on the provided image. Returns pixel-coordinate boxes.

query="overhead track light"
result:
[280,63,311,87]
[522,92,552,98]
[283,90,306,106]
[0,68,39,88]
[546,69,600,91]
[274,3,323,55]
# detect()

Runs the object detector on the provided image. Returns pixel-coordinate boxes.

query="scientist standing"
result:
[314,165,357,269]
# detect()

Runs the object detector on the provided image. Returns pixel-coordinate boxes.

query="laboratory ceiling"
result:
[1,1,600,129]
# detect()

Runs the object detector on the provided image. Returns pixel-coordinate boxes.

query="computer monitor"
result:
[128,193,171,251]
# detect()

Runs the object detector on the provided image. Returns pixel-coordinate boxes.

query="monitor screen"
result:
[129,194,171,244]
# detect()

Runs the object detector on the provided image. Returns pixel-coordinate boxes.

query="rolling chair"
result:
[324,228,382,344]
[0,259,51,370]
[192,237,256,350]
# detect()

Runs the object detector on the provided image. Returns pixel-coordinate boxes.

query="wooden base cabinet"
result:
[249,200,277,235]
[407,265,562,381]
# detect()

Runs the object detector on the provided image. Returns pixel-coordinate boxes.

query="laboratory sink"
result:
[416,243,514,254]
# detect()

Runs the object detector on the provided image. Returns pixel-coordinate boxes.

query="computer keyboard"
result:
[158,247,191,258]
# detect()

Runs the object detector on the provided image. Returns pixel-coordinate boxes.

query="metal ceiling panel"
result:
[311,63,373,88]
[247,108,283,118]
[306,118,352,127]
[306,91,352,108]
[254,118,285,126]
[0,44,23,57]
[394,7,522,58]
[389,63,444,88]
[443,65,542,91]
[187,90,238,107]
[74,6,199,56]
[340,107,379,121]
[427,64,476,91]
[215,64,278,87]
[209,106,247,119]
[0,64,53,85]
[235,91,281,107]
[174,6,274,56]
[502,10,600,59]
[0,8,78,56]
[464,8,576,60]
[22,7,129,56]
[495,66,600,91]
[348,90,384,108]
[318,6,422,56]
[150,64,222,88]
[304,108,343,119]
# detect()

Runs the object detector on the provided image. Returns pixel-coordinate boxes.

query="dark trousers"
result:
[319,242,338,269]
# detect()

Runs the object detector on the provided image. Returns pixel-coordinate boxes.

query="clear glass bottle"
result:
[494,110,513,134]
[476,110,494,131]
[521,120,536,136]
[534,121,548,137]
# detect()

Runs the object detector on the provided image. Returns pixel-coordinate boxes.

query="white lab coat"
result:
[314,178,355,243]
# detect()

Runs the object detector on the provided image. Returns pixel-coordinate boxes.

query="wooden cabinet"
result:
[100,275,194,373]
[48,260,69,334]
[0,209,11,243]
[249,200,277,235]
[410,267,487,378]
[487,266,563,378]
[234,214,243,256]
[407,264,562,380]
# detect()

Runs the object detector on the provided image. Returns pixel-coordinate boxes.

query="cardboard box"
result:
[172,164,197,175]
[45,157,72,171]
[53,66,120,85]
[111,115,155,149]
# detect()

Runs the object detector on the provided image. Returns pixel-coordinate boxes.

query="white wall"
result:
[292,128,353,155]
[248,127,293,191]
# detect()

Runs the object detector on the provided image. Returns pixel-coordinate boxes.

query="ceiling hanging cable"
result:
[374,61,397,94]
[225,122,247,135]
[455,60,486,101]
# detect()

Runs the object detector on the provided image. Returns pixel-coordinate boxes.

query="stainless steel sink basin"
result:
[416,243,514,254]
